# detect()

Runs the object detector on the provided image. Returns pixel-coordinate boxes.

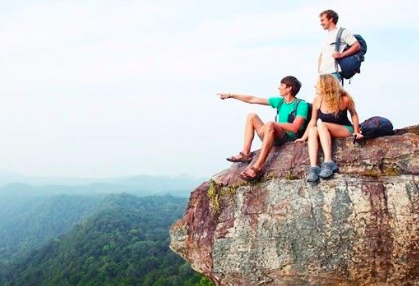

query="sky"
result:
[0,0,418,179]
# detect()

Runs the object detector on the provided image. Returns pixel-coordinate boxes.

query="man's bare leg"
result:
[242,113,264,154]
[229,113,264,160]
[241,122,285,177]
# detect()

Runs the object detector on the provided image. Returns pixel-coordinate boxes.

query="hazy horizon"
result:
[0,169,207,192]
[1,0,418,179]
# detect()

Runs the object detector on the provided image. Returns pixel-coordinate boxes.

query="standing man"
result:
[218,76,308,181]
[318,9,360,81]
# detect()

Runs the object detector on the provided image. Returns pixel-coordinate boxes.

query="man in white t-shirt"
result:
[318,10,360,81]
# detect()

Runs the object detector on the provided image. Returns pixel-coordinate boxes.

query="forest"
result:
[0,193,213,286]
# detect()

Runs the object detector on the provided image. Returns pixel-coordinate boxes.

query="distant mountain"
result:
[0,171,205,188]
[0,194,211,286]
[0,174,206,198]
[0,194,102,262]
[0,170,25,187]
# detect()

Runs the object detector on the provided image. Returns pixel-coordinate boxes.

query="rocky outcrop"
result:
[170,125,419,286]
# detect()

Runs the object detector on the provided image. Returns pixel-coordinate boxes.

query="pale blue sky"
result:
[0,0,418,178]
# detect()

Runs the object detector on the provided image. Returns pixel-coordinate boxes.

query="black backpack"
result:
[360,116,394,139]
[275,98,312,138]
[335,28,367,80]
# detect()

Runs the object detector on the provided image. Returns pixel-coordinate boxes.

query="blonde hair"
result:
[316,74,354,115]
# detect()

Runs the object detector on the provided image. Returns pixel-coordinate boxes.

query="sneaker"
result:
[307,166,321,182]
[319,161,338,179]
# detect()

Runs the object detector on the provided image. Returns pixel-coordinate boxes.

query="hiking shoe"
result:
[307,166,321,182]
[319,161,338,179]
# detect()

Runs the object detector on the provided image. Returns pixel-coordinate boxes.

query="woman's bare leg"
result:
[307,126,319,167]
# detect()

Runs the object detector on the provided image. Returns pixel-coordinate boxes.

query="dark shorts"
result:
[258,132,293,146]
[273,133,293,146]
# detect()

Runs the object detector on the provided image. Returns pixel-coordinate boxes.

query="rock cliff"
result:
[170,125,419,286]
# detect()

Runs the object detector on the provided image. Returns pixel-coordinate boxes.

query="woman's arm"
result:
[218,93,269,105]
[346,97,363,139]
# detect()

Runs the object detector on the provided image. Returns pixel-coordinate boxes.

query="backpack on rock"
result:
[360,116,395,139]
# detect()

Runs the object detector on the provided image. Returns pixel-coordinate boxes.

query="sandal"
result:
[226,152,252,163]
[240,167,263,181]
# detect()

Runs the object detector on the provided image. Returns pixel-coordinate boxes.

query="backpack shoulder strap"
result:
[276,98,285,113]
[274,98,285,122]
[276,98,302,121]
[335,27,345,73]
[292,98,301,114]
[335,27,345,52]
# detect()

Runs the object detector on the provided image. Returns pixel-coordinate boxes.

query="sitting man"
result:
[218,75,308,181]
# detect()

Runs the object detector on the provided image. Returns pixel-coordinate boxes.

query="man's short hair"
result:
[320,9,339,24]
[281,76,301,96]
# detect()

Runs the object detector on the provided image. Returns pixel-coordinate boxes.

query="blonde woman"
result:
[295,74,363,182]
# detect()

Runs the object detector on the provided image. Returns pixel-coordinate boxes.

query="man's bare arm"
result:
[333,41,361,59]
[218,93,269,105]
[276,116,305,134]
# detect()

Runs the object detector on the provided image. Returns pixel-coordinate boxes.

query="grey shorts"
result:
[258,132,293,146]
[273,133,293,146]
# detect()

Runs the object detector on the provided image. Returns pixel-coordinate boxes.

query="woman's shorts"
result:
[344,125,354,134]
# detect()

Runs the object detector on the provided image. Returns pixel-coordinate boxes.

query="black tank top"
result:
[318,100,352,126]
